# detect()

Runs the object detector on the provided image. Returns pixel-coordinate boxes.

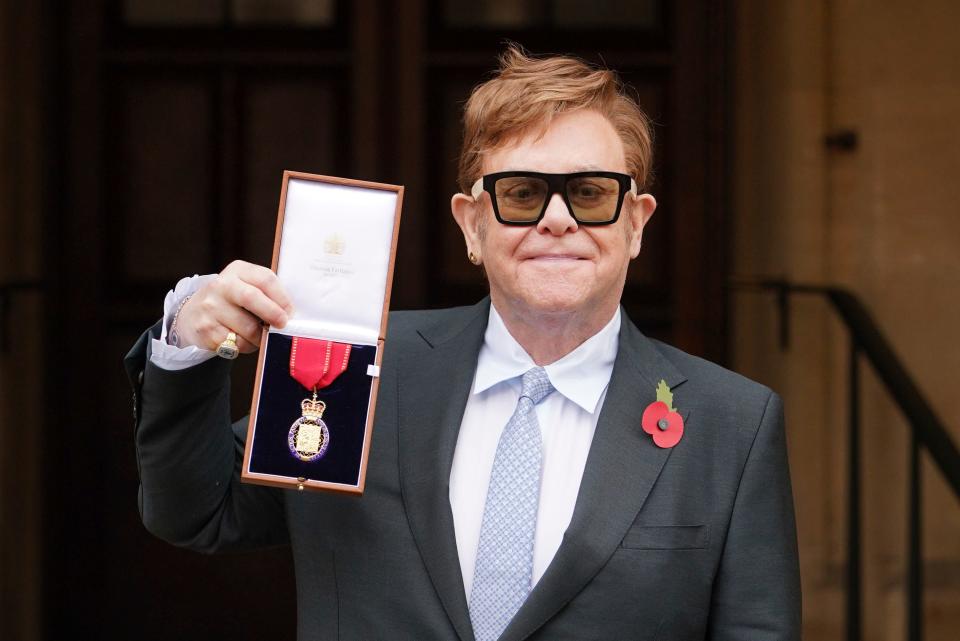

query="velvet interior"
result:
[249,333,377,486]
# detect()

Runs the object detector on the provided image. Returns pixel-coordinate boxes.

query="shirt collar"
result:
[473,304,621,414]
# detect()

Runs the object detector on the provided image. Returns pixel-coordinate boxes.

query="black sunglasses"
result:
[470,171,639,226]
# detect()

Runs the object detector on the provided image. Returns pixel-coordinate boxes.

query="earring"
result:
[468,251,480,265]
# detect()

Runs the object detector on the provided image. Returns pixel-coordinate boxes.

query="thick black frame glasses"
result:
[470,171,639,226]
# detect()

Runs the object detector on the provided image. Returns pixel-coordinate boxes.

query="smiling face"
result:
[452,109,657,327]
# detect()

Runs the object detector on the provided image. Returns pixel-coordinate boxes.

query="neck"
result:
[492,298,619,366]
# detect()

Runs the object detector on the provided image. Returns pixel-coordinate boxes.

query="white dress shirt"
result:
[450,305,619,600]
[151,277,620,599]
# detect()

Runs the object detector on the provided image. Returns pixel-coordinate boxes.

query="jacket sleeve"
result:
[707,391,802,640]
[125,322,288,553]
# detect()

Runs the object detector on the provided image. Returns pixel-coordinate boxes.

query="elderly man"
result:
[127,47,800,640]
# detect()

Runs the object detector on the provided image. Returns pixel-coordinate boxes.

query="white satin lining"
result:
[275,178,397,345]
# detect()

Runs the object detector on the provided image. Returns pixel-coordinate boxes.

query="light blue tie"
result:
[469,366,555,641]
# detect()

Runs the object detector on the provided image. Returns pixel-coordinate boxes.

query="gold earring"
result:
[468,251,480,265]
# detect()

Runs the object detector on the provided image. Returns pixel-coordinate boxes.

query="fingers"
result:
[173,261,295,353]
[227,278,289,329]
[219,261,293,328]
[215,305,266,351]
[237,263,294,316]
[209,323,259,354]
[179,298,262,353]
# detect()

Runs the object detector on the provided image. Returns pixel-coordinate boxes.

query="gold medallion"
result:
[287,392,330,462]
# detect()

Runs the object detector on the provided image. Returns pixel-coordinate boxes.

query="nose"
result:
[536,193,578,236]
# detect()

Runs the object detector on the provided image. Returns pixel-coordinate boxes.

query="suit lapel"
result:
[398,300,490,641]
[501,315,688,641]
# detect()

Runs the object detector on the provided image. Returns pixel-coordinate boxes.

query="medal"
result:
[288,338,352,462]
[288,391,330,461]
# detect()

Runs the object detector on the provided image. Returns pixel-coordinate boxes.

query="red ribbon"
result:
[289,338,352,391]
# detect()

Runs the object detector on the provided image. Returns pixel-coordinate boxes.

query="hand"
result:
[175,261,294,353]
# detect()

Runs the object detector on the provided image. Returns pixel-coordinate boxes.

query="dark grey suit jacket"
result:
[126,299,801,640]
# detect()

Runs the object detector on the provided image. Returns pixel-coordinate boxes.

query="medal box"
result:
[241,171,403,494]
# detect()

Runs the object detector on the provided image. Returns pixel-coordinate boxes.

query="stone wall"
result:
[731,2,960,639]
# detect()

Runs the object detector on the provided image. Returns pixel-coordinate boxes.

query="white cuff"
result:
[150,274,218,371]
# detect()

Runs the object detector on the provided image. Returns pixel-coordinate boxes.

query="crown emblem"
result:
[301,397,326,419]
[324,233,345,255]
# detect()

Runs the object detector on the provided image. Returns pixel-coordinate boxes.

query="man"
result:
[127,47,800,640]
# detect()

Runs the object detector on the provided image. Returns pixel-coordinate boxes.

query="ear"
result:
[625,192,656,258]
[451,192,484,260]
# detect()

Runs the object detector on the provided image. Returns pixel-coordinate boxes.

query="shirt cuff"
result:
[150,274,218,371]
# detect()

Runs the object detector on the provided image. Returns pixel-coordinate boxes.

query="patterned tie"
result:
[469,366,555,641]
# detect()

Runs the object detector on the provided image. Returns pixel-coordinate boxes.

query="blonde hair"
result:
[457,45,654,193]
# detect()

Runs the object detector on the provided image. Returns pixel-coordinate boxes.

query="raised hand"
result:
[173,260,294,354]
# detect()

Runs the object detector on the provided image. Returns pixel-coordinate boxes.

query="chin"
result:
[515,287,591,315]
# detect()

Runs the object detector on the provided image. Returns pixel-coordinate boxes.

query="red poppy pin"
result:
[641,379,684,448]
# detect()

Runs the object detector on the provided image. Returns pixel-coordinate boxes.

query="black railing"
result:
[732,279,960,641]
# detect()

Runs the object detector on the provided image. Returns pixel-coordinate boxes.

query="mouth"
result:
[525,254,586,261]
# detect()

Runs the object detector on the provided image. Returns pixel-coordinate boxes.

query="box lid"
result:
[272,174,401,345]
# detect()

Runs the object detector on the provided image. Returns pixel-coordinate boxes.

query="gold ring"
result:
[216,331,240,360]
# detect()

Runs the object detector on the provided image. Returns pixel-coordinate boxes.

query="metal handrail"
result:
[733,278,960,494]
[731,278,960,641]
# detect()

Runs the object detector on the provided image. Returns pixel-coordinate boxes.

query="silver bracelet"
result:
[168,294,193,347]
